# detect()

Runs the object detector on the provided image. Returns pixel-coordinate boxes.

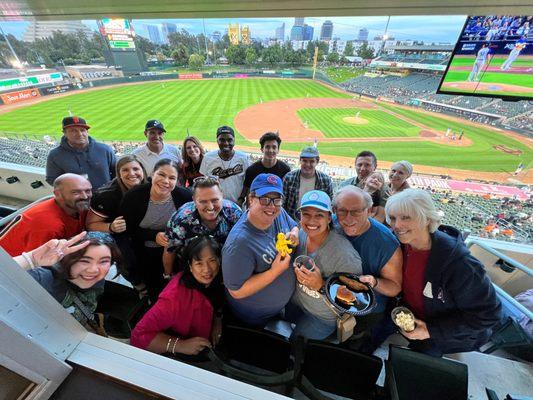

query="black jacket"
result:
[421,225,502,354]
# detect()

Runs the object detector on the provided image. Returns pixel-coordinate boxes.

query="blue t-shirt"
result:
[334,217,399,312]
[222,209,297,325]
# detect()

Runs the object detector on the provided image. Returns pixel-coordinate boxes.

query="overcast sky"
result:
[0,16,467,44]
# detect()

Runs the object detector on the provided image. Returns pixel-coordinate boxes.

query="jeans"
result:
[284,301,337,340]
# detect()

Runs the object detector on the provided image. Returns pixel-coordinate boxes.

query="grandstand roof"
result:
[2,0,532,19]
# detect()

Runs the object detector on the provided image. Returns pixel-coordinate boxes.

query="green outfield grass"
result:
[0,78,530,172]
[449,55,533,68]
[297,108,419,138]
[319,67,366,83]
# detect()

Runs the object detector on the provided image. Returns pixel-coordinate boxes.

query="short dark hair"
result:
[180,235,221,288]
[356,151,377,166]
[153,158,180,175]
[259,132,282,149]
[192,176,221,196]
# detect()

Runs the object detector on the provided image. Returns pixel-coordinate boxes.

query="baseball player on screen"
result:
[501,36,528,71]
[468,43,490,82]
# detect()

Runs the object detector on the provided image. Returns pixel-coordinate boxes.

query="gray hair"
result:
[391,160,413,177]
[332,185,373,210]
[385,188,441,233]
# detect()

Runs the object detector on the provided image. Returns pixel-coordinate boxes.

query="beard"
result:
[74,199,90,212]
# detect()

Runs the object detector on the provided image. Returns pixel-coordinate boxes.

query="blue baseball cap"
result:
[298,190,332,213]
[300,146,320,158]
[250,173,283,197]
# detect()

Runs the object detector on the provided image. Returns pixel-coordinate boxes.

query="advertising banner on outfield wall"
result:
[179,73,203,80]
[39,84,76,96]
[0,72,64,93]
[0,88,41,105]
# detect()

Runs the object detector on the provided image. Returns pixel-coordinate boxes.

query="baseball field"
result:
[0,78,531,176]
[440,55,533,96]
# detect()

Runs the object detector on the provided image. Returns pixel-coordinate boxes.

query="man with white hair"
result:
[0,173,92,256]
[333,186,402,338]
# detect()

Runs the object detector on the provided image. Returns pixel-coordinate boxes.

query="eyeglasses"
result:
[336,208,367,218]
[254,196,283,207]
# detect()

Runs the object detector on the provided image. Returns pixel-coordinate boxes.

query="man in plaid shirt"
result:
[282,146,333,220]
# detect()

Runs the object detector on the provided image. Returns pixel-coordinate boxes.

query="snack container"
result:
[391,306,416,333]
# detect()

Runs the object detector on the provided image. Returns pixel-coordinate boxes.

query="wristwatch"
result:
[163,273,173,280]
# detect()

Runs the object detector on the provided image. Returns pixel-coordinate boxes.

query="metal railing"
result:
[0,195,53,228]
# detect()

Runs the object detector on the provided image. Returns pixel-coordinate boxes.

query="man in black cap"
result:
[131,119,182,176]
[199,125,250,204]
[46,116,116,190]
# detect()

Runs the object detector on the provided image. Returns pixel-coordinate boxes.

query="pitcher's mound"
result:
[343,117,369,125]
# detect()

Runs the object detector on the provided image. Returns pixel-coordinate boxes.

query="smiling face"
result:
[194,185,223,224]
[248,192,282,228]
[261,139,279,163]
[68,245,112,289]
[185,139,202,163]
[151,164,178,197]
[217,133,234,155]
[145,127,164,148]
[63,126,89,149]
[119,161,144,190]
[364,172,384,192]
[389,164,410,188]
[388,210,429,247]
[334,191,371,237]
[190,246,220,286]
[355,156,376,181]
[300,157,319,178]
[300,207,331,239]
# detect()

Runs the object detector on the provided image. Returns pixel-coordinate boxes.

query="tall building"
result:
[290,25,303,41]
[22,20,93,42]
[358,28,369,41]
[146,24,163,44]
[320,20,334,41]
[275,23,285,41]
[161,23,177,44]
[303,24,314,41]
[294,17,305,27]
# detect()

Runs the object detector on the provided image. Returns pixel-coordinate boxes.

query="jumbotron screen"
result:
[438,15,532,100]
[100,18,136,50]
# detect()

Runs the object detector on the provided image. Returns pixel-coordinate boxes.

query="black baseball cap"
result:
[145,120,166,132]
[216,126,234,137]
[62,116,90,130]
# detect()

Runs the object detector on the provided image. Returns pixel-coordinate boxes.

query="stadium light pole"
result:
[0,24,24,72]
[377,16,390,58]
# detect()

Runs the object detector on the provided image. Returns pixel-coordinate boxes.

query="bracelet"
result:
[165,337,173,353]
[374,277,380,289]
[171,337,179,354]
[108,222,115,234]
[21,252,35,270]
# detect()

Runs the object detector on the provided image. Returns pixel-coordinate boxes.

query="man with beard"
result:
[0,174,92,256]
[200,126,250,204]
[46,116,116,190]
[132,120,182,176]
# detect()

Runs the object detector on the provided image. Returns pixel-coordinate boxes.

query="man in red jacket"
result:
[0,173,92,256]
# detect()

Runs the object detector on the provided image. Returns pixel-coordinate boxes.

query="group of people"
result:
[0,115,502,362]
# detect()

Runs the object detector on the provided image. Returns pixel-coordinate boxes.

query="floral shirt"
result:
[166,200,242,254]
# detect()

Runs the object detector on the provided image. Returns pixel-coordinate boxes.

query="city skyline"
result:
[1,16,466,44]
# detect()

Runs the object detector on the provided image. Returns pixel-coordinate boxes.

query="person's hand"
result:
[30,231,90,267]
[286,227,299,247]
[271,252,291,275]
[295,262,323,291]
[211,317,223,345]
[358,275,378,289]
[402,318,431,340]
[110,216,126,233]
[176,337,212,355]
[155,232,169,247]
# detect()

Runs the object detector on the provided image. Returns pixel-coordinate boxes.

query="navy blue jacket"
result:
[46,136,116,190]
[420,225,501,354]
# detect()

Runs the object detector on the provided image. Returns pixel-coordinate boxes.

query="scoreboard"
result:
[100,18,136,51]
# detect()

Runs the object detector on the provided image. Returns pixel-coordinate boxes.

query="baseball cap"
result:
[300,146,319,158]
[62,116,90,130]
[298,190,332,213]
[250,173,283,197]
[145,120,166,132]
[217,126,235,137]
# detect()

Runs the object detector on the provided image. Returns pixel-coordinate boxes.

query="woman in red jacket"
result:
[131,235,223,356]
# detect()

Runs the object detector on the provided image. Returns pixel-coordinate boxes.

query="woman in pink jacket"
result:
[131,235,223,356]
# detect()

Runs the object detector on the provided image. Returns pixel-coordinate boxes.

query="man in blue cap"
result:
[132,119,182,176]
[222,173,299,326]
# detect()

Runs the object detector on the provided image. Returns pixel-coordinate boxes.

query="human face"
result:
[217,133,234,155]
[365,172,384,192]
[248,192,282,227]
[151,164,178,197]
[300,157,318,178]
[119,161,144,190]
[334,192,370,237]
[68,245,112,289]
[194,186,223,223]
[63,126,89,149]
[55,177,92,214]
[190,246,220,286]
[145,128,164,148]
[389,164,409,188]
[355,156,376,180]
[388,211,429,248]
[185,140,202,163]
[261,140,279,163]
[300,207,331,239]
